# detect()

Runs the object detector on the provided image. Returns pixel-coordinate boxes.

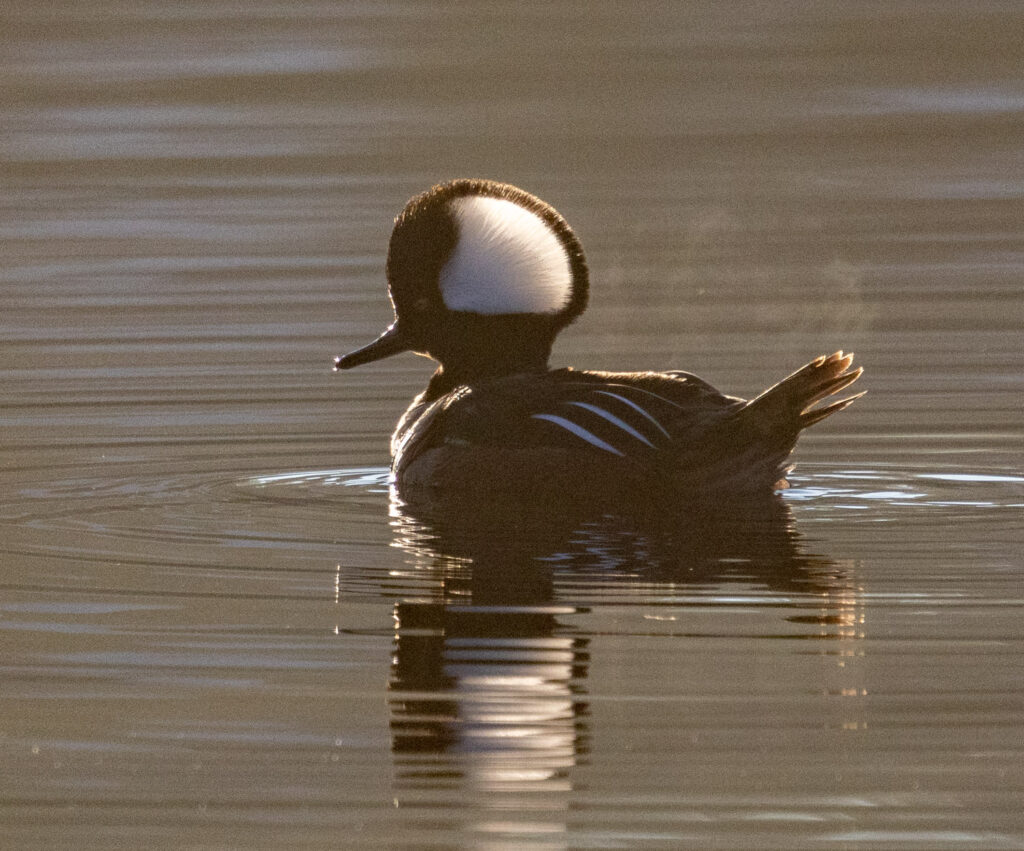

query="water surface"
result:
[2,2,1023,847]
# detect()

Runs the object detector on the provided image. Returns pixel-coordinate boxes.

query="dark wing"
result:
[415,369,744,465]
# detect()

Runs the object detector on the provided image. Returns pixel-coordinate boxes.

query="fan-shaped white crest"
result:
[438,196,573,314]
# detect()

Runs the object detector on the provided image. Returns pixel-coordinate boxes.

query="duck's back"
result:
[391,368,779,497]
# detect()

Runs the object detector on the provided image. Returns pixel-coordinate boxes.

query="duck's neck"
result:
[423,360,552,399]
[420,315,556,399]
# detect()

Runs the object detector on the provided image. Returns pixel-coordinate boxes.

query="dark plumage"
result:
[335,179,864,501]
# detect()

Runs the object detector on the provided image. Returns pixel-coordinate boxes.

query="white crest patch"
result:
[439,196,572,314]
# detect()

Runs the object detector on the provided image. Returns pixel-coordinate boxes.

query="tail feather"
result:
[799,390,866,427]
[799,366,863,410]
[698,351,863,493]
[745,350,865,432]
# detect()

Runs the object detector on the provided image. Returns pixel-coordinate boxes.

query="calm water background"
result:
[3,2,1023,848]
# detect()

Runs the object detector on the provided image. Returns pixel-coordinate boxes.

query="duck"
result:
[334,179,864,501]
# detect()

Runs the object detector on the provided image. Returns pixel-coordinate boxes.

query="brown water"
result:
[3,2,1023,848]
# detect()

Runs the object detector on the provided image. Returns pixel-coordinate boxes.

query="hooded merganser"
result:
[335,179,864,498]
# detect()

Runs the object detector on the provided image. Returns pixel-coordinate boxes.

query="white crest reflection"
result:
[384,486,863,842]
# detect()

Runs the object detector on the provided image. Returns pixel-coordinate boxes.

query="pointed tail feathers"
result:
[745,351,865,432]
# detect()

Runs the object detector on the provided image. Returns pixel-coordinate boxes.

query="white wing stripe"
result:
[565,401,658,448]
[592,391,671,439]
[531,414,625,456]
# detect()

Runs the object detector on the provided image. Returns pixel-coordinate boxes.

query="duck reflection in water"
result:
[385,485,856,830]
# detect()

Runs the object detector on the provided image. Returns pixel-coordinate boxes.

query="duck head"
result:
[335,179,589,384]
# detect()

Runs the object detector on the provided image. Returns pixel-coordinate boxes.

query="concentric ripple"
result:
[1,463,1021,606]
[785,464,1024,517]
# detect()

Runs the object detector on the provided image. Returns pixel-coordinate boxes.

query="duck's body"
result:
[336,179,863,500]
[390,357,859,497]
